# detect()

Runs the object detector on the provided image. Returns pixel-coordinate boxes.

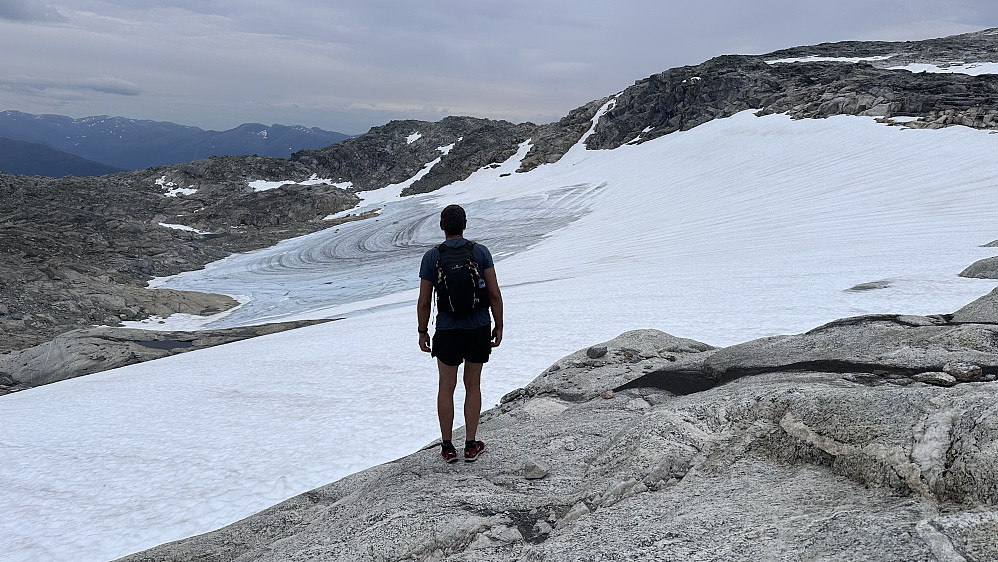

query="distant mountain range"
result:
[0,111,353,174]
[0,137,124,177]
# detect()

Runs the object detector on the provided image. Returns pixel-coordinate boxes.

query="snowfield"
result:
[764,55,998,76]
[2,110,997,561]
[248,174,351,192]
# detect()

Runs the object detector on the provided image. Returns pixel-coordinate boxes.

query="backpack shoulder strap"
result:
[437,240,474,253]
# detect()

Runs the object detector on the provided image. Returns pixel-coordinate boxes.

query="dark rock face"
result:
[292,116,536,195]
[517,98,609,171]
[0,168,358,354]
[587,44,998,151]
[763,28,998,67]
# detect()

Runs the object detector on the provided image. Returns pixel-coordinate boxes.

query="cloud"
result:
[0,75,142,96]
[1,0,996,134]
[0,0,64,22]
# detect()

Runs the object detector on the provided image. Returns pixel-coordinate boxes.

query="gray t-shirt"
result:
[419,238,494,330]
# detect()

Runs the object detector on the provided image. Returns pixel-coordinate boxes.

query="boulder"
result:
[952,286,998,324]
[959,256,998,279]
[847,280,892,291]
[523,460,550,480]
[913,371,957,387]
[692,314,998,384]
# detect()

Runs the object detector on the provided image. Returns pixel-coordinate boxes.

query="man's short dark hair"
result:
[440,204,467,236]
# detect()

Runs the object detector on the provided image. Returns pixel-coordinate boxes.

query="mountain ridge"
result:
[0,136,124,177]
[0,110,353,172]
[1,29,996,355]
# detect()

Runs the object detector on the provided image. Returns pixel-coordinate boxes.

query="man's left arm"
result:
[483,266,503,347]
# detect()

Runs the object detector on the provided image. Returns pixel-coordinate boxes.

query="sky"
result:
[1,0,997,135]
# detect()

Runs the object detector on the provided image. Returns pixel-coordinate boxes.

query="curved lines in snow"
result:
[158,182,600,328]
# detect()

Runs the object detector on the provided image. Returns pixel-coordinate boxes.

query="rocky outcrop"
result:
[516,98,609,172]
[953,286,998,324]
[586,39,998,151]
[699,314,997,382]
[118,294,998,561]
[0,168,358,354]
[764,28,998,68]
[0,319,332,395]
[292,117,536,195]
[960,256,998,279]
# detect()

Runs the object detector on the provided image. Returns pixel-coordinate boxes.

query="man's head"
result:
[440,204,467,236]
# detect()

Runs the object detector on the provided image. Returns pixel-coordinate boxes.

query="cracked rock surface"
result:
[120,296,998,561]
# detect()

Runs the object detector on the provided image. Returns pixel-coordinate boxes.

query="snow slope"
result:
[2,111,996,562]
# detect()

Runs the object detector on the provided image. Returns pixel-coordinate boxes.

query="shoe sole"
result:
[444,456,460,464]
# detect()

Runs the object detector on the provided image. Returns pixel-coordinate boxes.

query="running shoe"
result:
[464,440,486,462]
[441,442,459,463]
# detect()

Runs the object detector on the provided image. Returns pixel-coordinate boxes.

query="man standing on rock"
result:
[417,204,503,463]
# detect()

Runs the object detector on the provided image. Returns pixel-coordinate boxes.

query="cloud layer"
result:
[0,0,64,22]
[0,0,995,133]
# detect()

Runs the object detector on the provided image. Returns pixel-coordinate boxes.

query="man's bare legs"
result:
[436,359,483,442]
[462,362,483,441]
[436,360,458,441]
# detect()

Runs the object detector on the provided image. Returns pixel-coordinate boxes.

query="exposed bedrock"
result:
[0,169,359,354]
[586,53,998,151]
[953,286,998,324]
[0,319,332,394]
[960,256,998,279]
[119,293,998,561]
[291,117,538,195]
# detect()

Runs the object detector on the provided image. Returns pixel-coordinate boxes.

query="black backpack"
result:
[435,241,488,316]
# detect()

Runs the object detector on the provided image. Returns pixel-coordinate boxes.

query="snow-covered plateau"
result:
[2,110,997,561]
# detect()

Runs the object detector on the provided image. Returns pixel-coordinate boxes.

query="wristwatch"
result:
[418,328,428,334]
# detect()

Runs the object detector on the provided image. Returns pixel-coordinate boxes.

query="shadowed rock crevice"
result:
[614,368,715,395]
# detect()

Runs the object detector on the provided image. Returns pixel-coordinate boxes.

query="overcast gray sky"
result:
[1,0,996,134]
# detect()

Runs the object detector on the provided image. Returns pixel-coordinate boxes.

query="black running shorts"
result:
[432,325,492,366]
